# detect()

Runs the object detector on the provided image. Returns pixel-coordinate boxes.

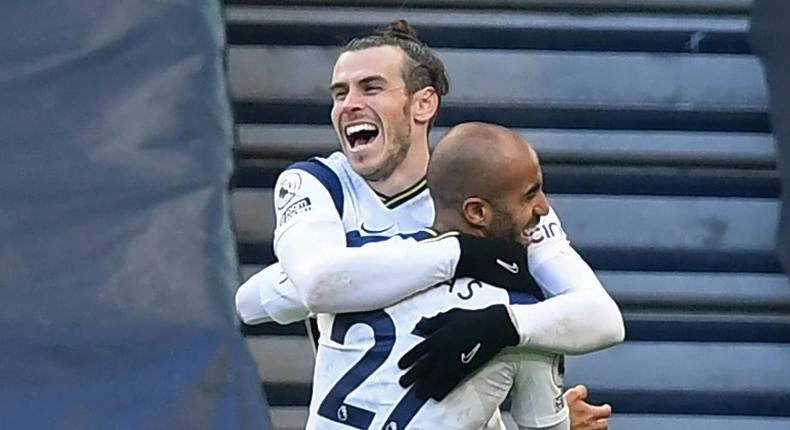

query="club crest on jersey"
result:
[276,172,303,210]
[280,197,312,225]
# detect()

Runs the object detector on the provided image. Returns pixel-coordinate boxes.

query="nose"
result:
[534,191,550,217]
[339,87,364,113]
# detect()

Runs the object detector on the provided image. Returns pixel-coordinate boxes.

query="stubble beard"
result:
[361,106,412,183]
[488,202,524,244]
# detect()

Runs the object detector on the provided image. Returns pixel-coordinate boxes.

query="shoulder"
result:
[276,155,346,217]
[282,154,344,188]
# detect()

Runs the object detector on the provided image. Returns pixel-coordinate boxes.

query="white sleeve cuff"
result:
[260,268,311,324]
[235,264,310,326]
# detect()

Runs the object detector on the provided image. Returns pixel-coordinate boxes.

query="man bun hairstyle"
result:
[342,19,449,128]
[379,19,422,44]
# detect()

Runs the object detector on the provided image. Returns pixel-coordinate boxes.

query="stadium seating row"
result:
[232,189,783,273]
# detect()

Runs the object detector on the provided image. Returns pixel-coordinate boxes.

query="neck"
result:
[367,132,430,196]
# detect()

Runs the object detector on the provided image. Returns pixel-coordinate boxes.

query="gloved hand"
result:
[398,304,519,401]
[453,233,544,299]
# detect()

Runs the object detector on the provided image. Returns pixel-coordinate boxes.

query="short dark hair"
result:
[341,20,449,127]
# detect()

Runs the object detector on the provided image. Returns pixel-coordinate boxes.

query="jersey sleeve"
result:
[507,205,625,354]
[272,162,345,252]
[527,206,570,274]
[235,263,311,325]
[272,161,461,314]
[508,351,569,430]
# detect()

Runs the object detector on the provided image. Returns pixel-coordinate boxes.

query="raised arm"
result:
[509,207,625,354]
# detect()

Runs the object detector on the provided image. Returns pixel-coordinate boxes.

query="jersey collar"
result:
[420,228,459,241]
[374,177,429,209]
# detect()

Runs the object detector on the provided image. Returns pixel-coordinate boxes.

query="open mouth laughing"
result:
[344,122,380,150]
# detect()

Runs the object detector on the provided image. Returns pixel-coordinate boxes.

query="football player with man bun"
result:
[237,21,623,430]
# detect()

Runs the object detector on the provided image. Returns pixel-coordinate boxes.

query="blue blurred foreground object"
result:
[0,1,271,428]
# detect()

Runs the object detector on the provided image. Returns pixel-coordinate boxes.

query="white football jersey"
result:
[273,152,568,271]
[307,266,566,430]
[273,152,570,429]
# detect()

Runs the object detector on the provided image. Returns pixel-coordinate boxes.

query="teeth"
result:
[345,123,378,137]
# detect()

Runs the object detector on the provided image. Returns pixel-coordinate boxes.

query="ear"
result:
[461,197,491,229]
[411,86,439,125]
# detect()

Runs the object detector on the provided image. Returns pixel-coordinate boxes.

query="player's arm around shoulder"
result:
[510,206,625,354]
[271,163,461,314]
[235,262,309,326]
[232,162,337,325]
[271,165,349,312]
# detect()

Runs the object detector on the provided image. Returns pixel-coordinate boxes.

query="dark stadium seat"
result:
[235,158,781,199]
[232,189,782,272]
[241,329,790,423]
[609,414,790,430]
[228,46,766,108]
[225,5,752,53]
[600,271,790,308]
[238,265,790,337]
[240,266,790,310]
[565,342,790,415]
[228,46,769,131]
[225,0,753,15]
[236,125,778,168]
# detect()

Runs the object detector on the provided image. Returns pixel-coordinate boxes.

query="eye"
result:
[524,191,538,201]
[364,85,382,94]
[332,91,347,102]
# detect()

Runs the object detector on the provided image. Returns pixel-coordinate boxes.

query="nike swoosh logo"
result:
[360,222,394,234]
[496,259,520,274]
[460,342,482,364]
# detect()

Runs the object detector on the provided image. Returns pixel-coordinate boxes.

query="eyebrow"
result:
[329,82,347,94]
[524,180,542,197]
[359,75,388,86]
[329,75,388,93]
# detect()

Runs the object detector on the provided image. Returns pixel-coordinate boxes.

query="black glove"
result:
[397,304,519,401]
[454,233,544,299]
